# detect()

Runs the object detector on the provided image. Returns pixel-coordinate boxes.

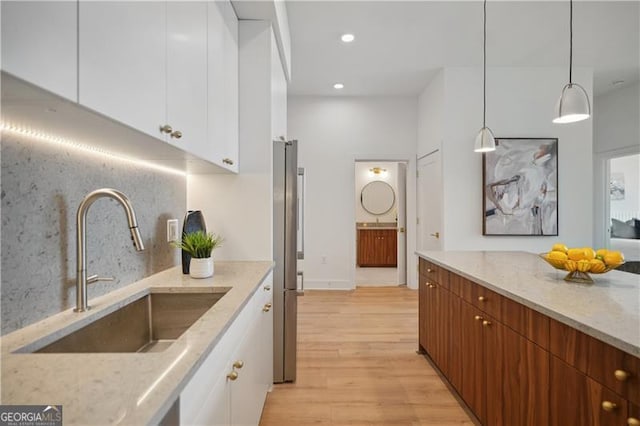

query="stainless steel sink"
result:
[30,291,228,354]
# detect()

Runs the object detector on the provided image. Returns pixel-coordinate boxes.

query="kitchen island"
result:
[416,250,640,426]
[1,261,273,425]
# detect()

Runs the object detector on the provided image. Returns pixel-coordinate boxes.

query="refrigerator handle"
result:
[297,271,304,296]
[297,167,305,260]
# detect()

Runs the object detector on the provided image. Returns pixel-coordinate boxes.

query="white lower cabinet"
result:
[180,272,273,425]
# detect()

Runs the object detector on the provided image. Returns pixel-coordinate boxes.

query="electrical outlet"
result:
[167,219,179,242]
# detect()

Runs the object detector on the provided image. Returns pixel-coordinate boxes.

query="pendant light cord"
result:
[483,0,487,127]
[569,0,573,84]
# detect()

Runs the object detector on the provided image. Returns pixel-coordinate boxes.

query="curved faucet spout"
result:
[76,188,145,312]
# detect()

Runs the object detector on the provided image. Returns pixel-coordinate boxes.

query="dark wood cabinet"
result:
[357,229,397,267]
[551,356,628,426]
[419,257,640,426]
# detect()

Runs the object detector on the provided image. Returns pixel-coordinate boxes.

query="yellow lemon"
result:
[547,251,568,261]
[567,248,585,261]
[552,243,568,254]
[589,259,606,273]
[604,251,625,267]
[565,259,578,272]
[577,259,591,272]
[546,251,567,268]
[596,248,608,259]
[582,247,596,260]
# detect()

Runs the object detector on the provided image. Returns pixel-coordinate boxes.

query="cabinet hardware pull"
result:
[233,360,244,369]
[478,296,486,302]
[628,417,640,426]
[170,130,182,139]
[263,303,272,312]
[264,285,271,291]
[601,401,617,412]
[223,158,234,165]
[227,371,238,381]
[430,232,440,238]
[482,320,491,327]
[427,268,433,273]
[615,369,631,381]
[474,315,483,321]
[160,124,173,134]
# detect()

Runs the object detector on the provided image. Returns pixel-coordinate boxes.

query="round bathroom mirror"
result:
[361,181,395,215]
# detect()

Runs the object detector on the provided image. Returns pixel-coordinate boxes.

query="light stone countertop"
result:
[0,261,274,425]
[416,251,640,357]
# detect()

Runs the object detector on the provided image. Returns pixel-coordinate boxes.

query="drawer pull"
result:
[482,320,491,327]
[264,285,271,291]
[263,303,272,312]
[615,369,631,381]
[160,124,173,134]
[233,360,244,369]
[628,418,640,426]
[478,296,486,302]
[474,315,483,321]
[223,158,235,165]
[601,401,617,412]
[227,371,238,381]
[170,130,182,139]
[427,268,433,273]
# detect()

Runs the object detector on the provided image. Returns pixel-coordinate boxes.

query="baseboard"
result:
[303,280,353,290]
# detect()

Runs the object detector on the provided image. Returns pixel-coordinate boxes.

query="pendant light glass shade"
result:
[553,82,591,123]
[554,0,591,124]
[474,126,496,152]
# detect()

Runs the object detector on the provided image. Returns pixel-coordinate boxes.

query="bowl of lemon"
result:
[540,244,625,284]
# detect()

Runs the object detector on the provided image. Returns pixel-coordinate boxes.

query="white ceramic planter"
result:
[190,257,214,279]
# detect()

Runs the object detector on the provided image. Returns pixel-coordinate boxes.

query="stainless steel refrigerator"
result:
[273,138,304,383]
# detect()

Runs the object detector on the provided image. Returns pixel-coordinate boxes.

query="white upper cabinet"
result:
[166,2,208,158]
[1,1,78,102]
[208,0,239,172]
[79,1,167,139]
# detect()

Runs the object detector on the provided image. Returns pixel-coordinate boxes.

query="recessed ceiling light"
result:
[340,34,355,43]
[333,83,344,89]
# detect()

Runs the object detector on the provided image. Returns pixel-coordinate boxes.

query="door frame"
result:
[594,145,640,249]
[352,158,411,288]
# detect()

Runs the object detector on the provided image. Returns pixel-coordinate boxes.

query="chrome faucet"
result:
[75,188,145,312]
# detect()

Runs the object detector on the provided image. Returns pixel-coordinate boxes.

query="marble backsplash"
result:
[1,131,185,334]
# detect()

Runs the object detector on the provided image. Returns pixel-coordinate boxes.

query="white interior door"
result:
[396,163,407,285]
[418,152,443,251]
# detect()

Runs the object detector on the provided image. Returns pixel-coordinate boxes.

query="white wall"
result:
[288,97,418,289]
[594,82,640,155]
[418,69,444,158]
[187,21,286,261]
[438,67,594,251]
[355,162,398,223]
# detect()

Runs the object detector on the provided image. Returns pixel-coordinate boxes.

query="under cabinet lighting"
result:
[1,123,187,177]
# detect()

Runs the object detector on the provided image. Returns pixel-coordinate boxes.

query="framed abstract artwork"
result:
[482,138,558,236]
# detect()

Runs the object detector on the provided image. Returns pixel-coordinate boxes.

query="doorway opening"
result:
[607,153,640,267]
[354,161,408,286]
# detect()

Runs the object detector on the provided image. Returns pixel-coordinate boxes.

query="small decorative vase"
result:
[189,257,214,279]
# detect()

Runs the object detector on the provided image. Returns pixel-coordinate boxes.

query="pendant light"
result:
[553,0,591,124]
[474,0,496,153]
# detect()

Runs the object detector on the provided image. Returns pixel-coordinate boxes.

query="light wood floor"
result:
[259,287,475,426]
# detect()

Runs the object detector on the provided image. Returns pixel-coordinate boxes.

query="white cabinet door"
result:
[166,1,208,157]
[208,0,239,171]
[79,1,166,139]
[191,366,230,426]
[1,1,78,101]
[230,303,266,425]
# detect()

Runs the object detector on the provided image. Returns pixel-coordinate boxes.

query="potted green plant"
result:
[172,231,224,278]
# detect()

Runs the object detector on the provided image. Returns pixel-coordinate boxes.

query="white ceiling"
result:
[286,1,640,96]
